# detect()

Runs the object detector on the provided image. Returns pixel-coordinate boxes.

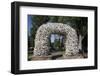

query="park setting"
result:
[28,15,88,61]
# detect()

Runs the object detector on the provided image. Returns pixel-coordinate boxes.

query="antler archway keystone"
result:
[33,23,79,57]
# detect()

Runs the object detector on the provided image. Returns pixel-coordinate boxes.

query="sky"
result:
[50,34,55,43]
[28,15,32,36]
[50,34,63,43]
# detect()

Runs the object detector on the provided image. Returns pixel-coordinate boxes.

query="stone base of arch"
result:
[32,56,51,60]
[32,53,84,60]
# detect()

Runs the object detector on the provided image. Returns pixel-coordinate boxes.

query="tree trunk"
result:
[78,35,84,51]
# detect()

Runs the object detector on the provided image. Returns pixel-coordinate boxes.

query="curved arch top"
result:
[33,23,79,56]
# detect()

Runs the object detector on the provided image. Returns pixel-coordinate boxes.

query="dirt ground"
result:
[29,51,87,61]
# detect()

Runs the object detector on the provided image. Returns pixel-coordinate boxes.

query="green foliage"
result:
[54,39,60,49]
[29,15,49,47]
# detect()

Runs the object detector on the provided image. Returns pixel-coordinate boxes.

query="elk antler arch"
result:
[33,23,79,56]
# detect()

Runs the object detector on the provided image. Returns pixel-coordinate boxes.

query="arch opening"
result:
[49,33,66,59]
[49,33,66,53]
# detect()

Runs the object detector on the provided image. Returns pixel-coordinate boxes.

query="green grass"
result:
[28,51,33,61]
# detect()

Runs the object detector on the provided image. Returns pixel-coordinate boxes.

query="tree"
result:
[29,15,49,47]
[28,15,88,52]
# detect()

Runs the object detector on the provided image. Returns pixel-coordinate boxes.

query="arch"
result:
[33,23,79,56]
